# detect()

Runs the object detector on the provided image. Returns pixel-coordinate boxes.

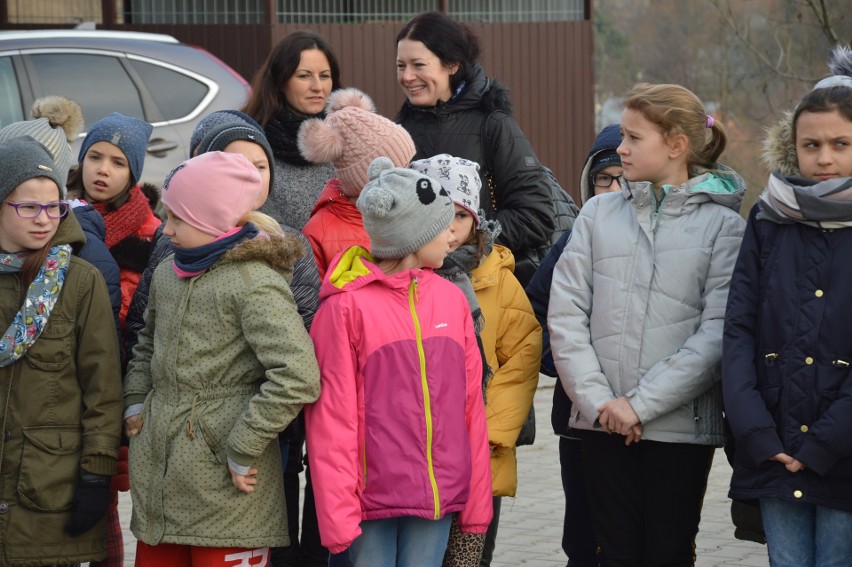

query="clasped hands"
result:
[597,397,642,446]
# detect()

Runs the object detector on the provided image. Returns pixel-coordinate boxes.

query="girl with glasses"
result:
[0,137,123,566]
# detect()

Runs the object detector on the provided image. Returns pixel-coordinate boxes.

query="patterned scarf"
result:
[172,223,259,278]
[264,105,324,166]
[92,184,152,248]
[759,172,852,228]
[0,244,72,367]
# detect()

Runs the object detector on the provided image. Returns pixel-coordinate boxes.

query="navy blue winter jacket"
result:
[723,202,852,513]
[71,204,121,333]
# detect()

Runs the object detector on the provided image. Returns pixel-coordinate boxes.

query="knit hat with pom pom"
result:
[0,96,84,195]
[356,156,454,259]
[298,88,416,197]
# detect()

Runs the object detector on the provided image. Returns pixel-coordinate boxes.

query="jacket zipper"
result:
[408,277,441,519]
[650,187,669,233]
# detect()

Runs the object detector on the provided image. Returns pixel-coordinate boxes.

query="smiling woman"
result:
[394,11,558,287]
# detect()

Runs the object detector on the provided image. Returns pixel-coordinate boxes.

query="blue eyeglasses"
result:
[3,201,70,219]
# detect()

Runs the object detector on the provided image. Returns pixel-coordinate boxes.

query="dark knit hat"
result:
[0,137,64,202]
[78,113,153,187]
[357,157,454,259]
[191,111,275,193]
[580,124,622,202]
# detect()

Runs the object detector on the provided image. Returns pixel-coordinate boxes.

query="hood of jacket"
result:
[71,202,107,241]
[763,110,800,176]
[396,63,513,120]
[579,124,622,204]
[309,178,361,222]
[622,164,746,214]
[471,244,514,290]
[220,231,305,272]
[54,208,87,249]
[320,245,434,301]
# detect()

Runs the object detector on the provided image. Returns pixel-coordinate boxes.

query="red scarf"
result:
[92,184,152,249]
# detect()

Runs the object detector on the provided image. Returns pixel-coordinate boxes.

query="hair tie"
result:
[706,115,715,129]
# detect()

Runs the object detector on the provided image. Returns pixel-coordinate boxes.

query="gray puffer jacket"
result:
[548,168,746,445]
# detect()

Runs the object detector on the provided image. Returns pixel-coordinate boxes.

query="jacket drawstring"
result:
[186,393,201,440]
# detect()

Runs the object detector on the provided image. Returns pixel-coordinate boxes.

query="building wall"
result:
[115,20,594,197]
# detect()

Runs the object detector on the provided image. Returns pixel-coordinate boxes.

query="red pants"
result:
[135,541,269,567]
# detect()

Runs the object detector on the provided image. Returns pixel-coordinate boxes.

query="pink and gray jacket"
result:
[305,246,493,553]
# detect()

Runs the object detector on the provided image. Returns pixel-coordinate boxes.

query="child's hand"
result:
[124,414,143,437]
[597,397,640,437]
[229,466,259,493]
[771,452,806,473]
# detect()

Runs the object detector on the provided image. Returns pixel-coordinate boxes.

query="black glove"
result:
[64,470,111,536]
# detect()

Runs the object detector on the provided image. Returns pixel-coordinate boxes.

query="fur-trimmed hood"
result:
[221,231,305,272]
[763,110,799,177]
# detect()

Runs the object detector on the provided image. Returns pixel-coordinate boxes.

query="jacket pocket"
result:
[22,316,73,370]
[17,426,81,512]
[757,352,782,412]
[197,415,227,465]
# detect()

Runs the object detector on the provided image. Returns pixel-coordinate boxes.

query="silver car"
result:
[0,29,251,187]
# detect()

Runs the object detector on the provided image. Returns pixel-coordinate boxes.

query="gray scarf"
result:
[758,172,852,228]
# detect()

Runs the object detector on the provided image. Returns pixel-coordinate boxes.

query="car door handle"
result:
[147,139,179,155]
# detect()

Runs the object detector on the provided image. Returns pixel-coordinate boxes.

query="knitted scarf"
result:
[758,172,852,228]
[92,184,152,248]
[436,217,500,399]
[172,223,259,278]
[265,105,324,166]
[0,244,72,367]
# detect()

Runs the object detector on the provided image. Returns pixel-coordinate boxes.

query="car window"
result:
[0,57,24,128]
[25,53,145,129]
[128,59,209,120]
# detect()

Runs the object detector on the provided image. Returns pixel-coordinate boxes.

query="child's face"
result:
[795,109,852,181]
[162,206,216,249]
[448,204,475,253]
[415,224,454,269]
[592,165,624,194]
[81,141,132,202]
[618,108,687,188]
[223,140,270,207]
[0,178,62,253]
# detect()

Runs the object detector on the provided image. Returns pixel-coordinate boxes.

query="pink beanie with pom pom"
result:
[297,88,416,196]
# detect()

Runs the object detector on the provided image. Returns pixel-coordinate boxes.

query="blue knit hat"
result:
[78,113,153,186]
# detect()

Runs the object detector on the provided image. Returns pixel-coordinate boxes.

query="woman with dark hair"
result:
[242,30,342,231]
[395,11,557,287]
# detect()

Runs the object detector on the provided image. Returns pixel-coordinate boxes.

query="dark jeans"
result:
[575,430,714,567]
[559,435,599,567]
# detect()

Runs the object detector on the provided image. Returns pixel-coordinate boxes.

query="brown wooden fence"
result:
[1,16,594,199]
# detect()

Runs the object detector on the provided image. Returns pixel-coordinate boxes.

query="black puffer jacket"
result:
[397,64,555,275]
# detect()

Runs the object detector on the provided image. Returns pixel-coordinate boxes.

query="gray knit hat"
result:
[0,137,64,202]
[410,154,481,225]
[357,157,454,259]
[191,110,275,193]
[0,96,84,195]
[78,112,153,186]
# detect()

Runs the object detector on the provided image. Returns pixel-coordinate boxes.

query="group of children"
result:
[0,41,851,567]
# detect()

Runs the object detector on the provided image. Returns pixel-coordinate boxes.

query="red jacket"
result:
[302,179,369,281]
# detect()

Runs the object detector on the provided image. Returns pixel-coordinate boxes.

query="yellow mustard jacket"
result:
[471,245,542,496]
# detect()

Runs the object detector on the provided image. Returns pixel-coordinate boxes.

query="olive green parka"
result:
[0,211,123,566]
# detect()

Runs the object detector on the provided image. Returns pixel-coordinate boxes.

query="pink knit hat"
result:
[161,151,262,237]
[298,88,416,197]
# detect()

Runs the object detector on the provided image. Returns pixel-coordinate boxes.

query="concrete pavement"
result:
[116,380,770,566]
